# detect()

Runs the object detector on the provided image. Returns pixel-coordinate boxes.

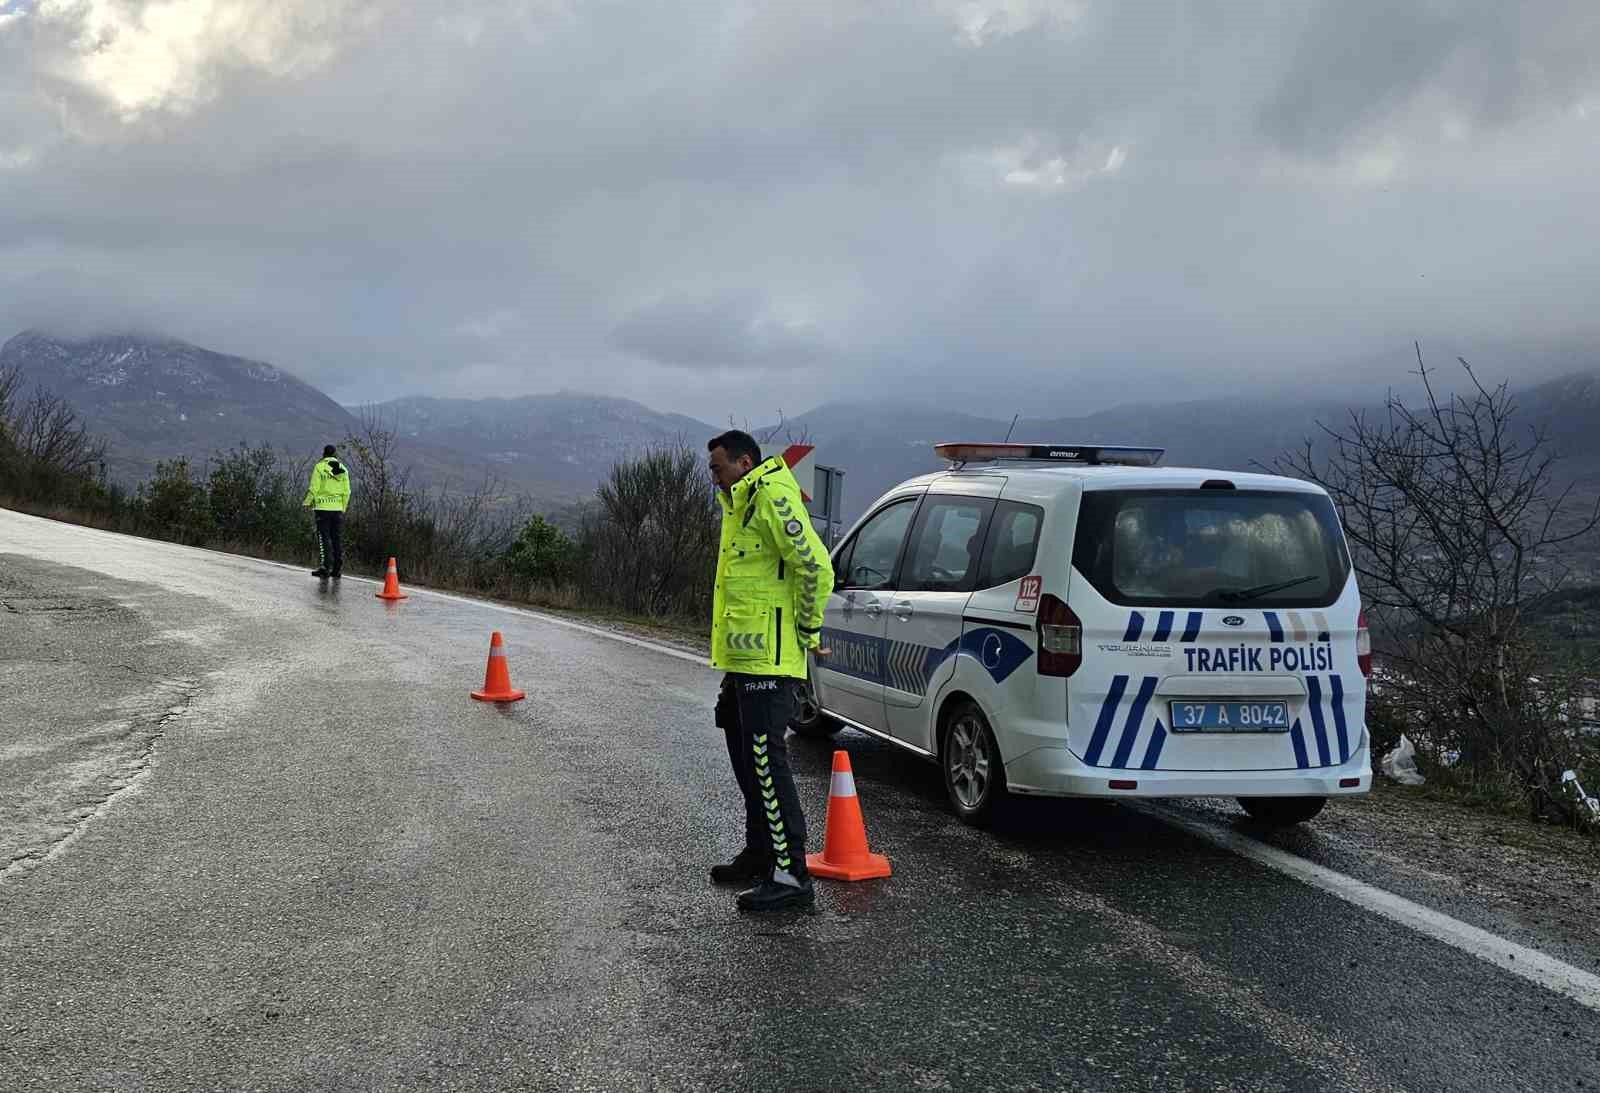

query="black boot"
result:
[311,568,330,578]
[736,872,815,913]
[710,847,772,886]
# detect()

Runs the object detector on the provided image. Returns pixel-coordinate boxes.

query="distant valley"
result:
[4,330,1598,526]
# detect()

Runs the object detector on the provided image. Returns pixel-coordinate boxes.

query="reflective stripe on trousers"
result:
[717,674,808,882]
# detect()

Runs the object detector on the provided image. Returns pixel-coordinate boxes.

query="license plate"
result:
[1168,701,1290,733]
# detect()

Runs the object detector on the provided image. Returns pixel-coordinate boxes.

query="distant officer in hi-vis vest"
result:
[303,444,351,580]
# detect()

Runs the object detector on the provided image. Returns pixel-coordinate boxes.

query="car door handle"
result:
[863,599,884,617]
[891,600,914,621]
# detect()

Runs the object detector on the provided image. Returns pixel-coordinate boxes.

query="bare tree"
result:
[342,410,413,525]
[0,366,20,476]
[729,410,811,451]
[0,365,19,438]
[12,387,107,491]
[429,472,517,568]
[339,411,420,567]
[1278,346,1600,823]
[589,444,719,617]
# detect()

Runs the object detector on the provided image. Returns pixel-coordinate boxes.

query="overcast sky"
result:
[2,0,1597,420]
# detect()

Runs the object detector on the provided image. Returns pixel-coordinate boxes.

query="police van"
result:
[796,443,1371,826]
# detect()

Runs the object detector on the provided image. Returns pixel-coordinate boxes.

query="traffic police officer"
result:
[303,444,351,579]
[707,429,834,912]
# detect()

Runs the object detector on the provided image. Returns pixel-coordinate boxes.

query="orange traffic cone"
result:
[375,557,408,600]
[806,750,891,881]
[471,631,526,703]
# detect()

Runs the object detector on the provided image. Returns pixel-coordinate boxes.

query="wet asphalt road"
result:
[2,508,1598,1093]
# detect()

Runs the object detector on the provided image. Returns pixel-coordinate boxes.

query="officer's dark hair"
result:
[323,444,337,458]
[708,430,761,466]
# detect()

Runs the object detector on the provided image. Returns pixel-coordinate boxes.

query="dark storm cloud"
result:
[1260,1,1600,156]
[0,1,1596,419]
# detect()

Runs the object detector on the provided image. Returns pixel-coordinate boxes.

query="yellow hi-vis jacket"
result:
[303,456,351,512]
[712,455,834,679]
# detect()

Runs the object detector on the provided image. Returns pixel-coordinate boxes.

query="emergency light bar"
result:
[934,443,1165,467]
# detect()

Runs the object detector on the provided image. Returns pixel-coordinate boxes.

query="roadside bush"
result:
[136,458,214,545]
[506,515,578,588]
[582,444,718,619]
[206,443,311,557]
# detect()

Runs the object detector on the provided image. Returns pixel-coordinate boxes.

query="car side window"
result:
[901,496,995,593]
[836,500,917,591]
[977,501,1044,588]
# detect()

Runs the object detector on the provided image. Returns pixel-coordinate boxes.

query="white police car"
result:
[796,443,1372,826]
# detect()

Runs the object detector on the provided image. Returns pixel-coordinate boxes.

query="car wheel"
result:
[1237,795,1327,826]
[789,682,842,740]
[942,700,1008,826]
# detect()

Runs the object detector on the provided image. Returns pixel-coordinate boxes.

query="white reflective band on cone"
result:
[830,770,857,797]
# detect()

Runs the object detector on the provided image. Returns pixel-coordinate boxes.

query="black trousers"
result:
[716,673,809,882]
[314,510,344,575]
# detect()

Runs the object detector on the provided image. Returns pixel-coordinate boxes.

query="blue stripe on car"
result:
[1330,674,1349,763]
[1140,719,1168,770]
[1179,611,1203,642]
[1264,612,1284,642]
[1110,676,1158,768]
[1152,611,1174,642]
[1307,675,1332,767]
[1085,675,1129,767]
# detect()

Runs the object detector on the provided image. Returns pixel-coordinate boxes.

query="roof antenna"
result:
[1004,413,1019,443]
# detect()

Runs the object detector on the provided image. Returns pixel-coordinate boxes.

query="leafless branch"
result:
[1275,345,1599,824]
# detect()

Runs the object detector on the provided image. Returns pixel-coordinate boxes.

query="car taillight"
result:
[1357,609,1372,677]
[1037,593,1082,677]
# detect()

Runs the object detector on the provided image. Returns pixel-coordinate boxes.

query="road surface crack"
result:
[0,677,200,885]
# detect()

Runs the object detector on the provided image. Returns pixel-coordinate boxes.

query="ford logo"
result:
[1222,615,1245,627]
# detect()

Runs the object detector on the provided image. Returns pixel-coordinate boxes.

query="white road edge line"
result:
[0,508,710,668]
[1140,803,1600,1014]
[344,575,710,667]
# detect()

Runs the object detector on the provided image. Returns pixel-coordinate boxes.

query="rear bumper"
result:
[1005,743,1372,799]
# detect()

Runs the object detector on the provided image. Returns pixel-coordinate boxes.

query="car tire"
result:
[1237,795,1327,826]
[942,700,1008,826]
[788,682,842,740]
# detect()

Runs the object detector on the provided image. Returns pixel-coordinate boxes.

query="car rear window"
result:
[1071,489,1351,608]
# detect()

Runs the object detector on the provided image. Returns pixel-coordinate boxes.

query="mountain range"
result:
[0,331,351,484]
[0,332,704,506]
[350,393,717,497]
[3,330,1598,524]
[767,374,1600,519]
